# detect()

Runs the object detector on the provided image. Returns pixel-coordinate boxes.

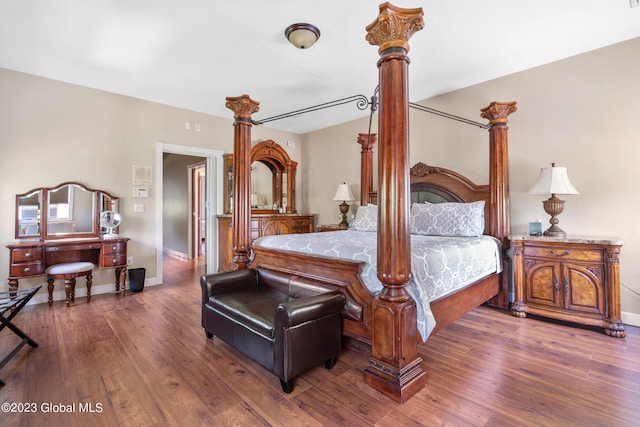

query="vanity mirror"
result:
[222,140,297,214]
[15,182,119,240]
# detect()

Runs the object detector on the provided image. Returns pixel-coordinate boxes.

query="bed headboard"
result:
[368,162,492,235]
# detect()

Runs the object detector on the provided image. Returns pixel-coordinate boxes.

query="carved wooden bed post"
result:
[363,3,427,402]
[357,133,377,206]
[225,95,260,270]
[480,101,517,307]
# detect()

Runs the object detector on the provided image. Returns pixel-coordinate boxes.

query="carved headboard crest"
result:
[410,162,442,177]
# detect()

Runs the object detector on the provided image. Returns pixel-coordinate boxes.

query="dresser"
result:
[217,213,315,272]
[510,235,625,337]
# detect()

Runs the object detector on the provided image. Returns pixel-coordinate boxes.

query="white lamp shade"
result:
[333,183,355,201]
[528,165,579,195]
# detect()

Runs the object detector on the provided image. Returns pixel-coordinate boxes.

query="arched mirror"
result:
[222,140,297,214]
[250,140,296,214]
[15,182,119,240]
[46,183,95,236]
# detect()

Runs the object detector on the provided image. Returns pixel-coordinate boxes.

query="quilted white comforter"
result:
[253,230,502,340]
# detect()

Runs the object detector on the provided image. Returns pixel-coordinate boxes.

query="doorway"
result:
[156,142,224,285]
[189,162,206,259]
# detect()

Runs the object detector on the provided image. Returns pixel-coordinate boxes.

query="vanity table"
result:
[7,182,129,295]
[6,237,129,293]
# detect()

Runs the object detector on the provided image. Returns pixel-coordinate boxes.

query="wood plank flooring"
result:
[1,256,639,426]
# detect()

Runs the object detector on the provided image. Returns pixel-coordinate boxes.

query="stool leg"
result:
[47,278,55,306]
[86,272,92,303]
[64,278,75,307]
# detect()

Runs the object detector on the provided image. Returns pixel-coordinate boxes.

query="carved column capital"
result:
[225,95,260,121]
[365,3,424,54]
[480,101,517,125]
[357,133,377,151]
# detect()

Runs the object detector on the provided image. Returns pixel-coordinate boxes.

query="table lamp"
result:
[333,183,355,227]
[528,163,579,238]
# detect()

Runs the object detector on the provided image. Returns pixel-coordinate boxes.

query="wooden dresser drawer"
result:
[103,241,126,255]
[102,254,127,267]
[523,245,602,262]
[11,247,44,262]
[291,218,310,227]
[10,261,44,277]
[291,226,311,234]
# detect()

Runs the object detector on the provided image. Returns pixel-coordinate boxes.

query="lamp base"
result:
[543,226,566,238]
[542,195,567,239]
[338,201,350,228]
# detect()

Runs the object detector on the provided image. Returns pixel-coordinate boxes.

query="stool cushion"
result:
[46,262,95,275]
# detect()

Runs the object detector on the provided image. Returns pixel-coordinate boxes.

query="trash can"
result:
[128,268,146,292]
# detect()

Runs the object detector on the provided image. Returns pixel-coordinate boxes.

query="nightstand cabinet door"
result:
[563,263,604,316]
[525,261,561,309]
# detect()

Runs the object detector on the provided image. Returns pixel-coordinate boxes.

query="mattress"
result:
[253,230,502,340]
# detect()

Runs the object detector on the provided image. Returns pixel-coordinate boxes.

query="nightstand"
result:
[510,235,625,338]
[316,224,348,232]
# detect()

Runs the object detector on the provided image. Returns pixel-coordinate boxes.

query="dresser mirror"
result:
[16,189,43,238]
[222,140,297,215]
[15,182,119,240]
[47,183,95,236]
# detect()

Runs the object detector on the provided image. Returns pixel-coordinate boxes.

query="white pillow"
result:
[351,204,377,232]
[410,201,485,237]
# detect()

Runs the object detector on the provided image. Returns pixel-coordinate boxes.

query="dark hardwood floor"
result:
[1,256,639,426]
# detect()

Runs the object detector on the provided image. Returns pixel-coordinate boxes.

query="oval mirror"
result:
[100,210,122,238]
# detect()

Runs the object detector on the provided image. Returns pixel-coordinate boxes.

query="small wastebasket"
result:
[128,268,146,292]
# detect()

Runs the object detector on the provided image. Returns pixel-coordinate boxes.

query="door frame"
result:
[188,161,206,259]
[156,142,223,283]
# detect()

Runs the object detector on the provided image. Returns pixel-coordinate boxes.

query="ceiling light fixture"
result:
[285,23,320,49]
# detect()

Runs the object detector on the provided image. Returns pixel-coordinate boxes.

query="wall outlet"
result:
[127,256,133,266]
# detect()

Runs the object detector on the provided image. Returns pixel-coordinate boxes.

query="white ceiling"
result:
[2,1,640,134]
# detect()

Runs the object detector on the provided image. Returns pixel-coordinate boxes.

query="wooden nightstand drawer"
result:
[317,224,348,232]
[523,246,602,262]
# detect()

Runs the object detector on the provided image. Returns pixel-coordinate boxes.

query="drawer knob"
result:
[25,252,31,258]
[112,246,117,251]
[550,250,570,256]
[24,267,30,273]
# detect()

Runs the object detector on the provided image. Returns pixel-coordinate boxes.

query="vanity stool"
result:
[46,262,95,307]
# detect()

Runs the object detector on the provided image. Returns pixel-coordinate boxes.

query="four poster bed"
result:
[223,3,517,402]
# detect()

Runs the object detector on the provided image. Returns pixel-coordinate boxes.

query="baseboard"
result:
[163,248,189,259]
[26,277,162,306]
[622,311,640,327]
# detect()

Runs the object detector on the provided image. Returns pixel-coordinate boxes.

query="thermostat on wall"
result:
[133,187,149,198]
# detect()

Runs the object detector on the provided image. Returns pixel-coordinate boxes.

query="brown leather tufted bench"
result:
[201,267,345,393]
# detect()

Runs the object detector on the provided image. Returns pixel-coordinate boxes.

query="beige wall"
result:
[302,37,640,324]
[0,68,302,303]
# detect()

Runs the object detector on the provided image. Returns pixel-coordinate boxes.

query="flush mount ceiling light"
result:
[284,23,320,49]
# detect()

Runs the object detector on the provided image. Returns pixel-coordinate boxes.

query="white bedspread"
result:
[253,230,502,340]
